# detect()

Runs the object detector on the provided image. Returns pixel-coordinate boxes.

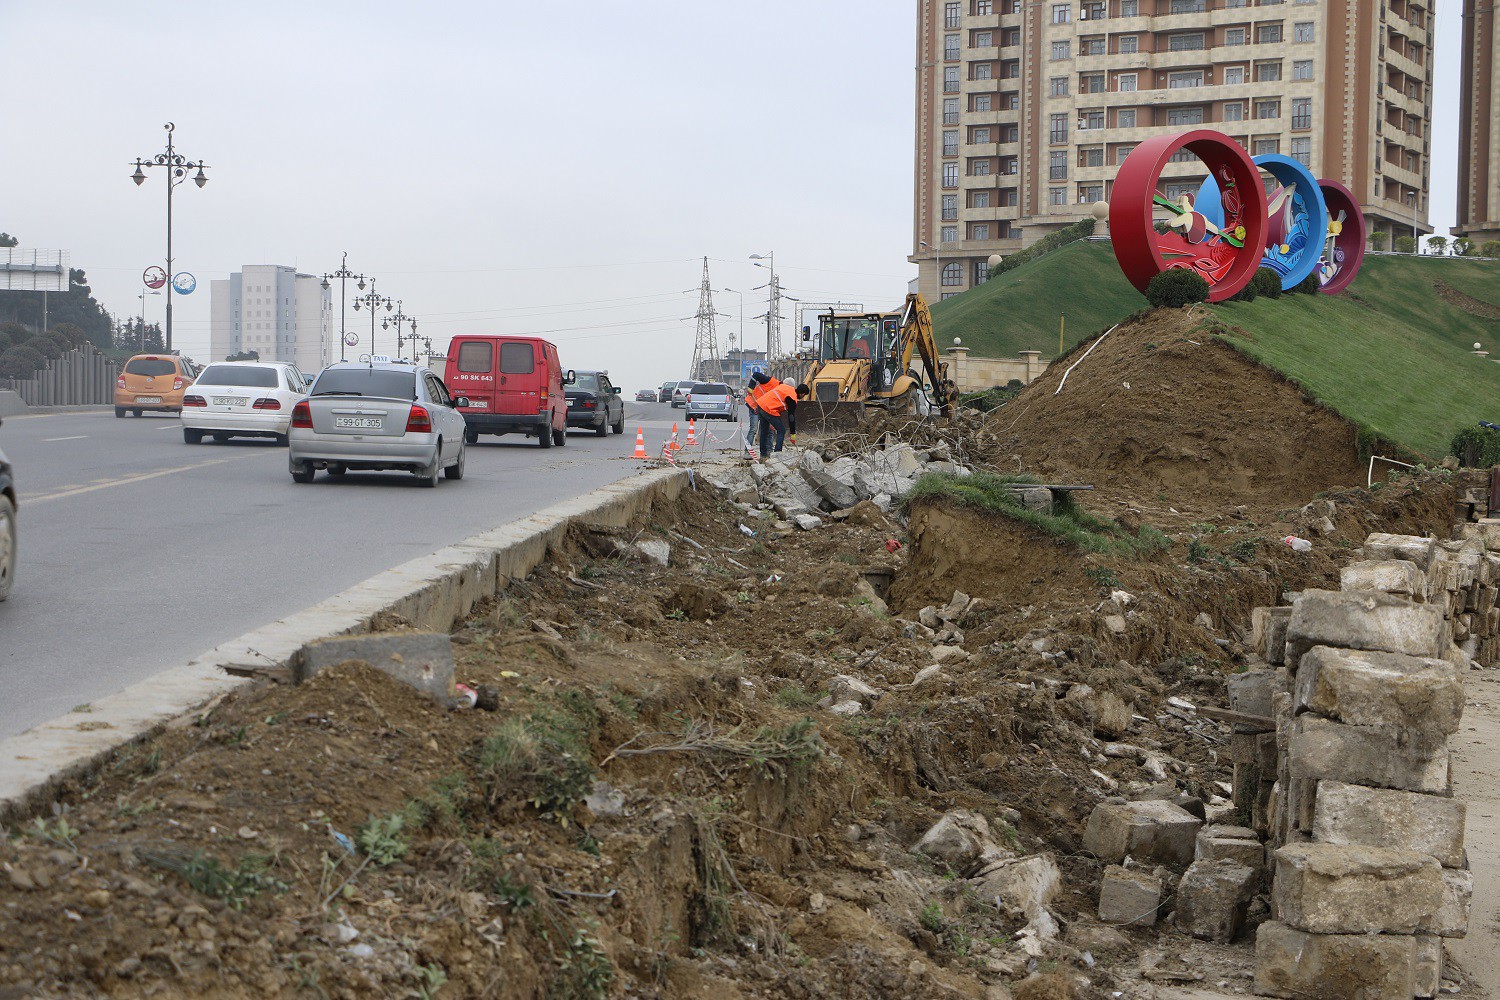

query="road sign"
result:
[172,272,196,295]
[143,266,166,289]
[740,360,768,382]
[344,332,360,347]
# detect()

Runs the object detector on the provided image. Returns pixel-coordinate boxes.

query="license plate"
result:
[334,416,382,429]
[467,400,488,408]
[135,396,162,404]
[213,396,248,406]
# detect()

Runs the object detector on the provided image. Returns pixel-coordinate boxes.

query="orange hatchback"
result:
[115,354,196,417]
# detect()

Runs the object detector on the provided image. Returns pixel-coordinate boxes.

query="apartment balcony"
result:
[967,44,1000,60]
[1379,159,1422,190]
[1074,164,1116,181]
[1153,10,1214,30]
[1104,14,1154,33]
[961,76,1003,95]
[1208,6,1256,26]
[1075,52,1148,72]
[1386,86,1424,117]
[958,238,1027,254]
[1151,47,1216,70]
[1384,47,1424,81]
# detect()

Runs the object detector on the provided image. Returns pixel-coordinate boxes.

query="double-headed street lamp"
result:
[383,301,418,359]
[352,280,393,356]
[749,252,780,358]
[130,123,209,355]
[321,253,368,362]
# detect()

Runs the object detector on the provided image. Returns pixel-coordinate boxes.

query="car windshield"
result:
[694,383,730,396]
[197,365,278,388]
[310,368,417,399]
[125,358,177,377]
[571,373,600,392]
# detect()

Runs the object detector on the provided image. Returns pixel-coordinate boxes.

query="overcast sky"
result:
[0,1,1462,392]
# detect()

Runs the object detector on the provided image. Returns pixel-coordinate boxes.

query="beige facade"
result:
[913,0,1434,300]
[1456,0,1500,246]
[945,347,1051,391]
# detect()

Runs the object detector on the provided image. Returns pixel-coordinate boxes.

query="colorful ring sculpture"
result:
[1109,129,1268,303]
[1314,178,1365,295]
[1198,154,1328,291]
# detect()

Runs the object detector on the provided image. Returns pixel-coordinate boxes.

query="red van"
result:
[444,336,567,448]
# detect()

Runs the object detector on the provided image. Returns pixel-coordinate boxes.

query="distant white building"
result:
[210,265,332,372]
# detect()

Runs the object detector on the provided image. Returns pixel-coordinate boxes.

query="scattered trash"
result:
[327,826,355,854]
[885,539,902,553]
[739,524,757,537]
[1283,535,1313,552]
[453,683,478,709]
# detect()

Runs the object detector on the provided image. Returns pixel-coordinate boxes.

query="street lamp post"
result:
[130,123,209,355]
[138,289,162,351]
[384,301,416,359]
[920,239,941,302]
[351,280,393,356]
[720,287,746,386]
[1409,189,1420,253]
[321,253,367,362]
[749,253,779,359]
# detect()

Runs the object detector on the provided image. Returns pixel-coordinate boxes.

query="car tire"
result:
[553,426,566,446]
[446,441,466,480]
[291,466,316,484]
[274,433,289,447]
[538,418,553,448]
[0,493,15,602]
[611,413,624,434]
[418,446,442,487]
[114,407,125,419]
[465,427,479,445]
[184,428,203,445]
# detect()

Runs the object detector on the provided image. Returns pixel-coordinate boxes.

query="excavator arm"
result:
[893,293,958,418]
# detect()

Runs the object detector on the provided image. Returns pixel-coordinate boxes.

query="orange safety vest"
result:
[748,377,779,410]
[757,379,789,416]
[769,382,798,410]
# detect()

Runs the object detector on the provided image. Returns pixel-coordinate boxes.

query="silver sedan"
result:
[288,360,468,487]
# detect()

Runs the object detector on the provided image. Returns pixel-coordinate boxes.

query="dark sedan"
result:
[565,370,625,436]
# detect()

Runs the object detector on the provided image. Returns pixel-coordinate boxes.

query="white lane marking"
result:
[41,436,88,442]
[27,456,243,506]
[156,424,181,431]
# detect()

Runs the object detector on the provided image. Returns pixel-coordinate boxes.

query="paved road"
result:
[0,401,742,739]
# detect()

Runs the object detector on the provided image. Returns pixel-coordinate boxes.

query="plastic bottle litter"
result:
[453,683,478,709]
[739,524,757,537]
[1283,536,1313,553]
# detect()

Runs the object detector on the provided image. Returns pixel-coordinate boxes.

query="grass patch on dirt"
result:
[905,470,1171,557]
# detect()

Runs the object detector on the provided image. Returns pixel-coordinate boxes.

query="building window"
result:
[1115,142,1136,162]
[1120,0,1138,14]
[945,67,961,92]
[971,62,992,80]
[1051,76,1070,96]
[971,158,992,175]
[1052,3,1070,22]
[1255,99,1280,119]
[942,262,963,286]
[1004,93,1020,109]
[1050,150,1068,179]
[1050,187,1068,206]
[1224,65,1245,85]
[1001,124,1019,141]
[1291,97,1311,129]
[972,126,991,144]
[942,225,959,243]
[1051,40,1071,60]
[1081,73,1106,93]
[1083,36,1106,55]
[1081,109,1106,129]
[1169,0,1205,11]
[944,130,960,155]
[942,195,959,221]
[944,97,960,125]
[1292,59,1313,80]
[974,0,994,13]
[1079,183,1104,202]
[1117,72,1137,91]
[942,163,959,187]
[1224,102,1245,121]
[1168,70,1203,88]
[974,260,990,284]
[1118,108,1136,127]
[972,94,991,111]
[945,2,961,28]
[1118,35,1138,53]
[1224,27,1246,45]
[1083,1,1105,18]
[1080,146,1105,166]
[972,223,991,240]
[1165,181,1200,199]
[1256,60,1281,82]
[1290,137,1311,166]
[1256,23,1283,43]
[1293,21,1314,42]
[974,30,993,46]
[1001,157,1018,174]
[1003,27,1020,45]
[945,34,961,60]
[972,190,992,208]
[1253,138,1279,155]
[1168,32,1205,50]
[1002,188,1018,206]
[1050,113,1068,143]
[1166,106,1204,125]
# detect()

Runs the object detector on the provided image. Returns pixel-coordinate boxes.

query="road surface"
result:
[0,402,743,739]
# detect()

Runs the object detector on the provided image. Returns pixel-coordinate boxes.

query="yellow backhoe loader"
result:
[798,293,959,433]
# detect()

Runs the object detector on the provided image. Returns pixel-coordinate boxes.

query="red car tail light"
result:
[183,394,206,407]
[252,397,281,410]
[291,400,312,428]
[405,404,432,433]
[116,375,126,389]
[582,399,596,409]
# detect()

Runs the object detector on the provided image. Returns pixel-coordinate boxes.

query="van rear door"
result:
[495,340,542,416]
[448,339,497,414]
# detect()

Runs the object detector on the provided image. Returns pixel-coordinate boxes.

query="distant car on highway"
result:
[181,361,309,446]
[565,370,625,436]
[671,382,695,407]
[659,381,679,406]
[635,388,657,402]
[685,381,737,421]
[0,417,14,601]
[115,354,196,418]
[288,358,469,487]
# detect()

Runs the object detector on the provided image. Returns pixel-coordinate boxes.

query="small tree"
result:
[0,345,46,379]
[1428,236,1448,256]
[1452,238,1474,257]
[1370,232,1388,252]
[1145,269,1210,308]
[1394,235,1416,254]
[47,322,87,348]
[1251,267,1284,299]
[25,336,64,360]
[1481,240,1500,259]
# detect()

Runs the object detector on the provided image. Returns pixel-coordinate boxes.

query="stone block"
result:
[1226,670,1276,729]
[1293,646,1464,739]
[1082,800,1201,866]
[1341,559,1427,602]
[798,460,860,511]
[1195,825,1265,872]
[1177,859,1257,942]
[792,513,823,531]
[1254,921,1416,1000]
[828,674,881,708]
[1285,590,1448,670]
[1416,866,1473,938]
[913,809,1001,873]
[1288,715,1450,794]
[1097,864,1161,927]
[1272,843,1441,934]
[1414,936,1443,998]
[1311,780,1466,868]
[1363,532,1437,573]
[295,631,455,700]
[972,854,1060,920]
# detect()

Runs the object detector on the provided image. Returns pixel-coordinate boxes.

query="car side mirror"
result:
[611,386,620,394]
[454,396,470,408]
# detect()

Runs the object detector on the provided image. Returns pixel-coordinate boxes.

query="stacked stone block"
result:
[1235,532,1474,999]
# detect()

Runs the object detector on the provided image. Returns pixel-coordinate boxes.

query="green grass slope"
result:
[934,238,1500,458]
[930,240,1144,358]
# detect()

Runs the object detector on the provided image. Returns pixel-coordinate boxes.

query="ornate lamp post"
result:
[320,253,367,362]
[383,301,416,359]
[351,280,393,356]
[130,123,209,354]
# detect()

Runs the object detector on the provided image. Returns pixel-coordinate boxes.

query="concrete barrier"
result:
[0,465,689,823]
[0,391,27,418]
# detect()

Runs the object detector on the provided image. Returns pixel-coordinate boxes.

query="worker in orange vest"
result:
[766,380,804,446]
[743,377,761,451]
[751,371,788,456]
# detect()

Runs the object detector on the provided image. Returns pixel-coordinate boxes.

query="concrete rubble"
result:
[1082,799,1201,866]
[1176,858,1257,942]
[1097,864,1163,927]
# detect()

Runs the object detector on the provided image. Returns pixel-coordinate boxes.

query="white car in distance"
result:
[181,361,309,445]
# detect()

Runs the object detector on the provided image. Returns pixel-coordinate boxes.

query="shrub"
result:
[0,345,46,379]
[1482,240,1500,259]
[48,322,88,348]
[1369,232,1388,252]
[1450,424,1500,468]
[1228,277,1258,303]
[1428,236,1448,256]
[26,336,66,360]
[1145,269,1209,308]
[1251,267,1284,299]
[1294,272,1322,295]
[1452,238,1473,257]
[1394,236,1416,254]
[985,217,1095,281]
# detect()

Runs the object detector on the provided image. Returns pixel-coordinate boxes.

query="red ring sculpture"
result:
[1109,130,1268,303]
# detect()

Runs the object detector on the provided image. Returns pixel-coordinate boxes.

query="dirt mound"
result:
[981,307,1366,519]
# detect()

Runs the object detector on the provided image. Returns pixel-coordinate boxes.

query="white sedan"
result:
[181,361,309,445]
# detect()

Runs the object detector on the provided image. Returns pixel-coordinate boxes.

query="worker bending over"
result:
[750,371,788,457]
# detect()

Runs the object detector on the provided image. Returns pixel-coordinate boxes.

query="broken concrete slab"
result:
[930,645,969,665]
[1226,669,1276,728]
[1082,799,1201,865]
[1341,559,1428,602]
[1311,780,1466,868]
[1254,920,1417,1000]
[1285,589,1448,670]
[632,539,672,567]
[1414,935,1443,999]
[1176,859,1257,942]
[1272,842,1442,934]
[1250,606,1293,665]
[294,632,455,701]
[828,674,881,708]
[1293,645,1463,739]
[1288,714,1451,794]
[973,854,1060,921]
[1416,866,1474,938]
[1097,864,1161,926]
[913,809,1001,873]
[1194,825,1265,873]
[1362,532,1437,574]
[792,513,823,531]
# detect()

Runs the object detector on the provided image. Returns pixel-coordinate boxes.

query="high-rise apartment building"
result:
[1456,0,1499,246]
[913,0,1434,301]
[210,265,332,373]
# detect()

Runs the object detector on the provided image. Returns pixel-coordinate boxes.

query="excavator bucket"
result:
[799,399,869,435]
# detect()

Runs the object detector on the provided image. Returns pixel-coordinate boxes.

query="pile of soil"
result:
[980,307,1368,522]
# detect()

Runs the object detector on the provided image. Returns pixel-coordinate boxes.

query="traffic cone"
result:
[668,422,682,452]
[686,418,697,448]
[631,427,648,459]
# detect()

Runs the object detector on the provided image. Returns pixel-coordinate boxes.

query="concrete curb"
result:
[0,465,690,823]
[0,391,27,418]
